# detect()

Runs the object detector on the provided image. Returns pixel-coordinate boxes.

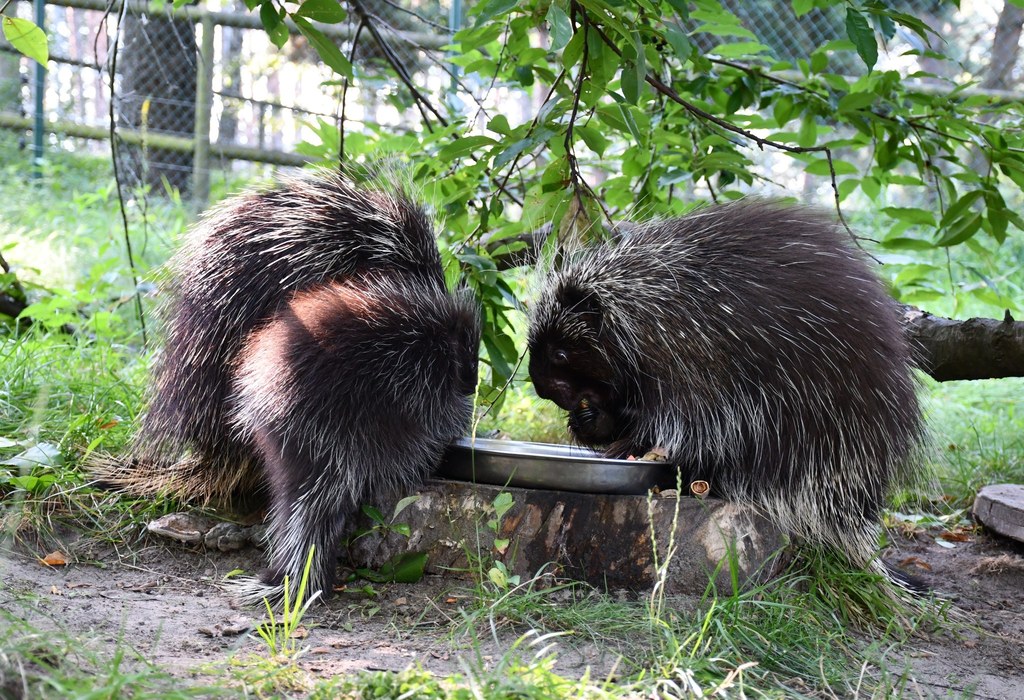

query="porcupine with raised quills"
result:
[527,201,924,585]
[92,171,480,603]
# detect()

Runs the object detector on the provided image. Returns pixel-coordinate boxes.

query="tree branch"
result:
[900,305,1024,382]
[586,23,871,251]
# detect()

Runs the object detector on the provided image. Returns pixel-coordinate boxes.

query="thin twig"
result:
[106,0,147,347]
[588,21,863,246]
[348,0,447,130]
[338,17,365,166]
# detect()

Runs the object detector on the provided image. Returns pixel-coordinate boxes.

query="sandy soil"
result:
[1,522,1022,697]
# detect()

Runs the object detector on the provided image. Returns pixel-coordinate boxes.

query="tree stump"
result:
[973,484,1024,544]
[352,479,787,595]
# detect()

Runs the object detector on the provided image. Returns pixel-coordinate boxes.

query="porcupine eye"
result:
[551,349,569,367]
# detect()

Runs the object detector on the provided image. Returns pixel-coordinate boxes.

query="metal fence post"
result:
[192,14,215,208]
[32,0,46,177]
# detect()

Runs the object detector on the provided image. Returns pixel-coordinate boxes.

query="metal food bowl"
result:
[437,437,677,495]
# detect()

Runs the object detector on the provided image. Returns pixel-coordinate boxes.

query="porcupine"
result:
[92,170,480,603]
[527,200,924,586]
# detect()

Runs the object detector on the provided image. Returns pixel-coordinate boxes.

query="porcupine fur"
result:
[527,200,924,586]
[91,170,480,604]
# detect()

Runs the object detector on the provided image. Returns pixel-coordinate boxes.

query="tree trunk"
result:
[0,1,22,115]
[217,5,244,146]
[116,4,198,195]
[983,1,1024,90]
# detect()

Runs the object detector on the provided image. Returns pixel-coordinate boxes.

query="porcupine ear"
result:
[557,282,603,334]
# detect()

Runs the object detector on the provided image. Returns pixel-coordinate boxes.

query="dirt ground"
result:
[1,521,1023,698]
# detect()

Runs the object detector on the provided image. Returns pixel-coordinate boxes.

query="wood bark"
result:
[901,306,1024,382]
[983,1,1024,91]
[350,480,787,595]
[116,4,198,194]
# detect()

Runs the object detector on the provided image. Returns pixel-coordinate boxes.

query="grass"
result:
[0,604,220,700]
[0,152,1022,698]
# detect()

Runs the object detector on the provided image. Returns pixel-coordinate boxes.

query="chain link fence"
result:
[0,0,453,202]
[0,0,1017,204]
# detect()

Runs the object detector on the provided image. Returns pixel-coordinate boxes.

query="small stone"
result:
[249,524,270,549]
[204,522,249,551]
[973,484,1024,543]
[147,513,214,543]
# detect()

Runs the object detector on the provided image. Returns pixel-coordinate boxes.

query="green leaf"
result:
[881,207,936,226]
[391,523,411,538]
[493,127,555,169]
[797,114,817,147]
[3,16,48,65]
[487,565,508,589]
[837,91,875,112]
[546,2,573,53]
[361,504,386,524]
[809,51,828,74]
[294,0,346,23]
[711,41,771,58]
[391,494,420,520]
[561,28,584,68]
[665,0,689,18]
[575,123,609,156]
[939,189,983,227]
[872,5,896,41]
[473,0,518,26]
[772,95,794,127]
[665,25,691,61]
[792,0,813,17]
[805,158,858,176]
[845,8,878,71]
[437,135,497,161]
[860,176,881,200]
[621,59,640,104]
[986,208,1008,243]
[293,16,352,77]
[694,23,757,40]
[879,237,934,251]
[493,491,514,519]
[260,2,288,48]
[358,552,427,584]
[936,212,982,247]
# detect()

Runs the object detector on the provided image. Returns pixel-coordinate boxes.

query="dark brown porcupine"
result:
[528,201,924,586]
[92,170,480,603]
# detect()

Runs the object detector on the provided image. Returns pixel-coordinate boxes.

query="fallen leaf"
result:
[40,551,67,567]
[289,625,308,639]
[939,531,970,542]
[445,597,457,604]
[898,556,932,572]
[98,420,119,430]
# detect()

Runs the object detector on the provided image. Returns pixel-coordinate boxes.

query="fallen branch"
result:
[900,305,1024,382]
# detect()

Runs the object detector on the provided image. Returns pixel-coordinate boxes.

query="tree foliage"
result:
[238,0,1024,408]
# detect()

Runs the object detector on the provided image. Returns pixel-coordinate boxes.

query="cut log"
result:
[351,479,786,595]
[973,484,1024,543]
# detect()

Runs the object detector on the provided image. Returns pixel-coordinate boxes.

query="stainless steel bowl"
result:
[437,437,676,495]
